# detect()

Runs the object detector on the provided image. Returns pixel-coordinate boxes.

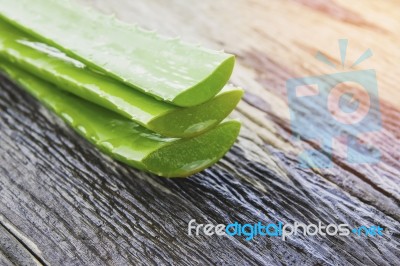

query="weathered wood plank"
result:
[0,222,42,265]
[1,75,399,265]
[1,0,399,265]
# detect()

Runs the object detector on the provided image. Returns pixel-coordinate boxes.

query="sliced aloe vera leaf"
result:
[0,21,243,138]
[0,0,235,107]
[0,63,241,178]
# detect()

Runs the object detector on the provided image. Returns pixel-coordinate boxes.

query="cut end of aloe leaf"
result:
[148,86,243,138]
[172,55,235,107]
[143,120,241,178]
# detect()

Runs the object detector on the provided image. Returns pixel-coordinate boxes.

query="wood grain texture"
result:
[0,0,399,265]
[0,224,42,266]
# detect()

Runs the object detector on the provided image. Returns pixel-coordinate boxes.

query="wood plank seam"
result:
[0,215,47,266]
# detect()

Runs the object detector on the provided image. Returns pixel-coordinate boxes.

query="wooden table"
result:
[1,0,399,265]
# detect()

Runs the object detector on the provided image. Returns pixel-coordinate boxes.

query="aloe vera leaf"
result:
[0,21,243,138]
[0,0,235,107]
[0,63,241,178]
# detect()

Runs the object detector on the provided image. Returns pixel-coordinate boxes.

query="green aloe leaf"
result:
[0,0,235,107]
[0,21,243,138]
[1,63,241,178]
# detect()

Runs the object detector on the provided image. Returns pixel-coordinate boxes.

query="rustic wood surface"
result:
[1,0,399,265]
